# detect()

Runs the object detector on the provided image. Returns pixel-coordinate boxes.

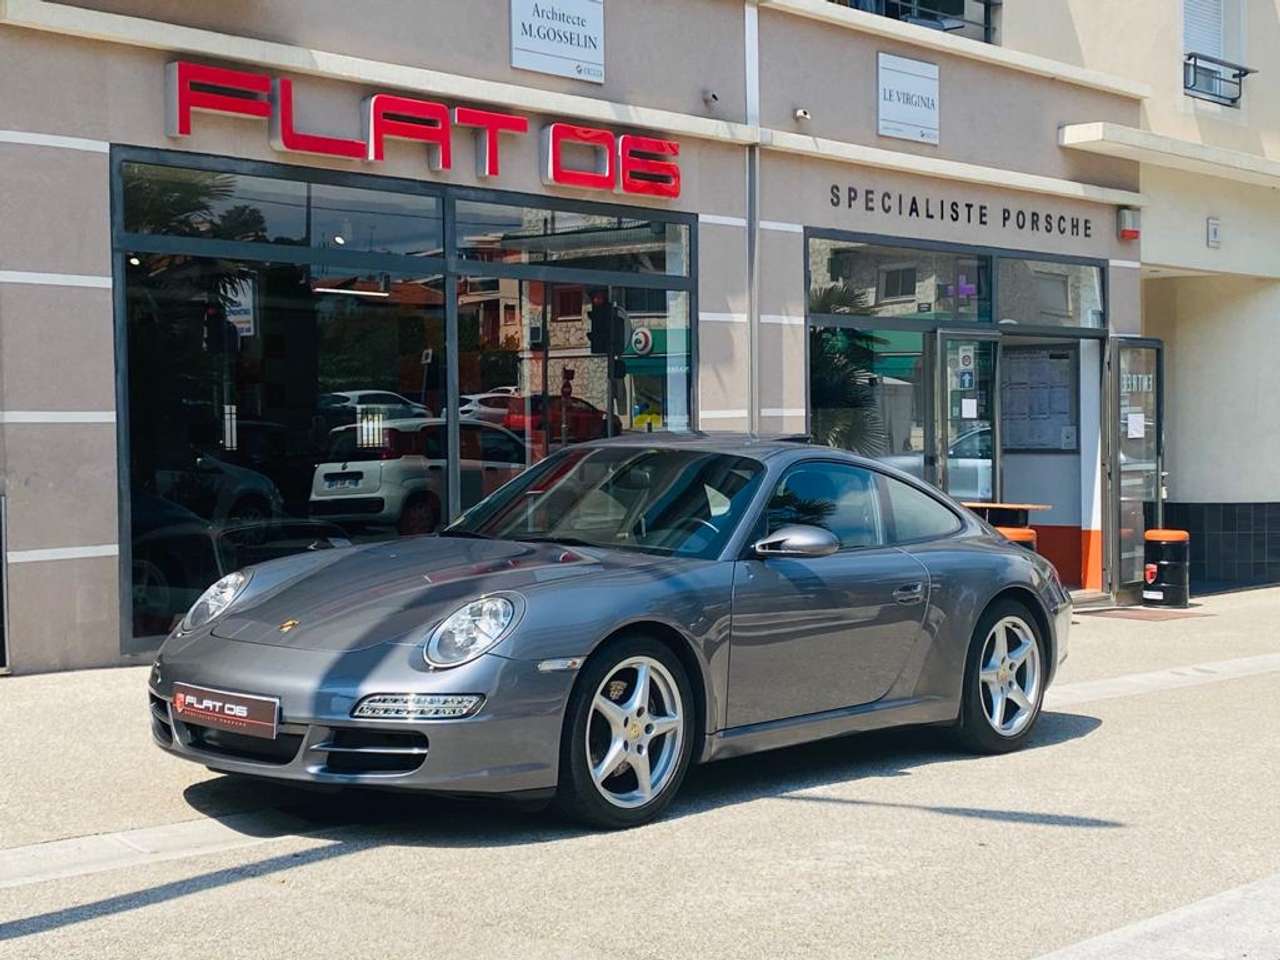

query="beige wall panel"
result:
[1107,265,1142,335]
[758,323,806,412]
[697,322,748,417]
[1143,275,1280,503]
[0,285,116,411]
[48,0,749,122]
[759,152,1131,263]
[698,224,748,317]
[1141,166,1280,279]
[3,424,119,551]
[758,228,806,320]
[5,555,122,673]
[758,8,1140,192]
[0,145,111,275]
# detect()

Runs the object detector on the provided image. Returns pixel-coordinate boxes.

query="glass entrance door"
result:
[1110,338,1164,600]
[935,332,1000,502]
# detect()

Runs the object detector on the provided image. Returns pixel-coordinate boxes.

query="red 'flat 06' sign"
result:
[166,61,681,198]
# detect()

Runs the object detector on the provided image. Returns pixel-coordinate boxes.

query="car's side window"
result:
[766,462,883,549]
[884,476,962,543]
[480,426,524,464]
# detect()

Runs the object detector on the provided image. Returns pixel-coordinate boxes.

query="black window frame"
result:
[110,146,698,655]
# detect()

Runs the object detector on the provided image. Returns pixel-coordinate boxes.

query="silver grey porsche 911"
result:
[149,434,1071,829]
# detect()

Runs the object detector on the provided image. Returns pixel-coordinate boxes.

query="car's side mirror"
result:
[753,524,840,558]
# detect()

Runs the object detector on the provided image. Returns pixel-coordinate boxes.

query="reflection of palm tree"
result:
[768,490,836,530]
[807,283,889,456]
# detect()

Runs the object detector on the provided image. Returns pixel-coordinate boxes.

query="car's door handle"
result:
[893,582,925,604]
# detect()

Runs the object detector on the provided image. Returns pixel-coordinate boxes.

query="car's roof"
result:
[582,431,829,461]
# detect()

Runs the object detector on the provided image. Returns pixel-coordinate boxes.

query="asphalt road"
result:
[3,587,1280,959]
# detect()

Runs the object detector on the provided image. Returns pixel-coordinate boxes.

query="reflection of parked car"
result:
[881,425,993,501]
[459,392,515,424]
[130,492,222,638]
[504,395,622,444]
[155,449,286,528]
[319,390,431,421]
[308,418,528,534]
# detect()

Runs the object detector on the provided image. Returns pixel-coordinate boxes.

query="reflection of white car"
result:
[881,425,993,501]
[309,418,528,534]
[487,386,520,396]
[459,392,515,424]
[319,390,431,420]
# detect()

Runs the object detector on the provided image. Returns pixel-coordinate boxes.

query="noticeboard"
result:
[1001,345,1079,452]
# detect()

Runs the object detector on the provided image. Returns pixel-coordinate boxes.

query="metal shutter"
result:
[1183,0,1223,55]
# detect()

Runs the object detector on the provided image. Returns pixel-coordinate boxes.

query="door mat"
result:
[1077,608,1210,622]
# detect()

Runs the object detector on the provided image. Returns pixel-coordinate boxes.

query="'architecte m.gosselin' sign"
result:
[511,0,605,84]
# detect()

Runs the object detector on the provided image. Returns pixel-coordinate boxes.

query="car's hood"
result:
[209,536,658,652]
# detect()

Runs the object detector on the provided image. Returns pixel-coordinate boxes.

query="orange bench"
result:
[995,526,1038,552]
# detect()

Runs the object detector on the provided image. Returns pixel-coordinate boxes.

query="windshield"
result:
[445,446,766,559]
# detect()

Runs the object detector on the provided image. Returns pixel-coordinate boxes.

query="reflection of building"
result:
[1,2,1155,671]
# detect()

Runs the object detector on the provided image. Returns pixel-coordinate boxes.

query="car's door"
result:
[477,424,528,496]
[727,461,931,728]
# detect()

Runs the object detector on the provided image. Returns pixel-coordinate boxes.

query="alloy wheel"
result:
[978,616,1042,737]
[586,656,684,809]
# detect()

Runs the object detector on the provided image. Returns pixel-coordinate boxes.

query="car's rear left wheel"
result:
[555,636,694,829]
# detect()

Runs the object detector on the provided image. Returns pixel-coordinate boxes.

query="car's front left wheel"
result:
[555,636,695,830]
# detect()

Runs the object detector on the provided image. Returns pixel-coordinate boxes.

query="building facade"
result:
[0,0,1149,673]
[1004,0,1280,590]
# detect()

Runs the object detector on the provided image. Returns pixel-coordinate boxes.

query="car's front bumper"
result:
[148,636,574,795]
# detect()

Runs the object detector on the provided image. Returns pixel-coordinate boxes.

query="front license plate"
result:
[171,683,279,740]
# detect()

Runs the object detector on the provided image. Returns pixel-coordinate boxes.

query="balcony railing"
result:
[827,0,998,45]
[1183,52,1256,107]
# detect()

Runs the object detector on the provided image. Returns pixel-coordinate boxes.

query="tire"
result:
[397,495,440,536]
[952,598,1047,754]
[554,635,696,830]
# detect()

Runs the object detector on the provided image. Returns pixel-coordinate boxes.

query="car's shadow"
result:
[0,711,1108,943]
[179,709,1108,847]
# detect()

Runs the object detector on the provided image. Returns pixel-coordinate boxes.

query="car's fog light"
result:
[352,694,483,720]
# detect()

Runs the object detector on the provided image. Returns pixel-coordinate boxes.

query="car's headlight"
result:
[179,571,250,634]
[424,595,518,668]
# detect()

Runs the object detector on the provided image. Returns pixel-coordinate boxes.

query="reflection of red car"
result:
[504,396,622,443]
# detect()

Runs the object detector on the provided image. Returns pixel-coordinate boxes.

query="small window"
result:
[885,477,962,543]
[766,462,883,549]
[878,265,917,302]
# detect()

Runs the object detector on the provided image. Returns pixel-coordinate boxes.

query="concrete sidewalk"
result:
[2,587,1279,959]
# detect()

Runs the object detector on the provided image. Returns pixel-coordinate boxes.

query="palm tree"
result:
[807,283,889,456]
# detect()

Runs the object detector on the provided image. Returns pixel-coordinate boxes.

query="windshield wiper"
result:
[514,535,599,548]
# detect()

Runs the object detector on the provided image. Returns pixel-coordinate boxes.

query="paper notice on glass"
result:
[1127,412,1146,439]
[961,397,978,419]
[1060,425,1078,448]
[1006,420,1029,448]
[1030,388,1050,417]
[1030,420,1056,447]
[1051,359,1072,386]
[1051,386,1071,415]
[1030,358,1050,384]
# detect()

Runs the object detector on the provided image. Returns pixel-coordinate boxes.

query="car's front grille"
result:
[311,498,384,516]
[311,728,428,775]
[181,721,305,765]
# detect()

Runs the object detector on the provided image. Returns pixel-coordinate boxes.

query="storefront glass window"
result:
[808,324,928,474]
[809,238,991,323]
[118,156,693,642]
[122,162,443,257]
[996,258,1104,327]
[456,199,689,276]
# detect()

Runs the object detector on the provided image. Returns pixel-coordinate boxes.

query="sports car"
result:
[148,434,1071,829]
